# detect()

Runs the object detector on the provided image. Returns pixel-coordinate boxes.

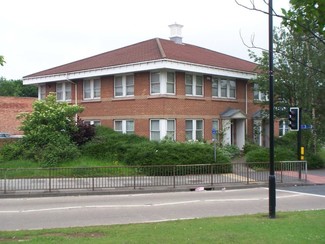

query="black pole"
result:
[297,108,302,160]
[268,0,276,219]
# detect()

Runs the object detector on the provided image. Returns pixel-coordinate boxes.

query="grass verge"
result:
[0,210,324,243]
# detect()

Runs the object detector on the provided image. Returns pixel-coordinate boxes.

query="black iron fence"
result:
[0,161,307,194]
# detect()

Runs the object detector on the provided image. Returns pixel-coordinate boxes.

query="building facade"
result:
[23,25,276,148]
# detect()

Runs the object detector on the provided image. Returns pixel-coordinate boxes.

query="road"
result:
[0,186,324,231]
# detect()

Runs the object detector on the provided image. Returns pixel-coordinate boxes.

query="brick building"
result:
[0,96,36,135]
[23,24,275,149]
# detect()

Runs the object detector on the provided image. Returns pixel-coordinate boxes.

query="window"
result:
[185,119,203,141]
[167,72,175,94]
[84,120,101,126]
[150,119,176,141]
[151,72,160,94]
[279,120,289,137]
[83,78,101,100]
[212,78,218,97]
[212,77,236,99]
[38,85,46,100]
[114,75,134,97]
[114,120,134,134]
[150,71,175,95]
[56,82,71,101]
[254,83,266,101]
[185,74,203,96]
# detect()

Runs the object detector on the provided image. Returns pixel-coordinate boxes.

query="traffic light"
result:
[288,107,299,131]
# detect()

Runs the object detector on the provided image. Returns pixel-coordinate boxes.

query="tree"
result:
[0,78,38,97]
[282,0,325,43]
[0,55,5,66]
[16,93,84,166]
[250,26,325,152]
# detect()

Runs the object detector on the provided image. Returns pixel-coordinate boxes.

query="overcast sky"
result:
[1,0,289,80]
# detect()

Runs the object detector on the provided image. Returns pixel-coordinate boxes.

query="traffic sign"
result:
[212,128,217,135]
[300,124,313,130]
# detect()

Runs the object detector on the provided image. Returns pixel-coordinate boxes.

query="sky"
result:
[1,0,290,80]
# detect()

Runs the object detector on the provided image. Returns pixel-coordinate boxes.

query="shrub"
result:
[0,141,24,161]
[71,117,96,146]
[221,145,241,159]
[245,147,269,162]
[306,153,325,169]
[243,142,261,154]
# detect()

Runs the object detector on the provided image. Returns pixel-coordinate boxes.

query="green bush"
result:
[0,140,24,161]
[221,145,241,159]
[81,126,148,161]
[243,142,261,154]
[306,153,325,169]
[245,147,269,162]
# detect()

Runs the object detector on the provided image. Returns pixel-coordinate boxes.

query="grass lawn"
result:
[0,210,324,243]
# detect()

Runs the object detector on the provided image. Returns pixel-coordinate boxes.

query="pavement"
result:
[306,168,325,184]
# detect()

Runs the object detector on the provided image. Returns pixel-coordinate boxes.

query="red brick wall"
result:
[42,71,266,142]
[0,96,36,135]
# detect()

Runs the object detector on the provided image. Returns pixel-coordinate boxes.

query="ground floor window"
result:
[150,119,176,141]
[185,119,203,141]
[114,120,134,134]
[279,120,289,137]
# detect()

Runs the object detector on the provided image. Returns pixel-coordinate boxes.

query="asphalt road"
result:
[0,186,324,231]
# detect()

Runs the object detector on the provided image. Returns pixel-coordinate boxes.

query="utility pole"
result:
[268,0,276,219]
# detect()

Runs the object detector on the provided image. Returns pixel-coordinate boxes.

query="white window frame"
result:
[212,77,236,99]
[56,82,71,102]
[38,84,46,100]
[185,74,203,96]
[150,119,176,141]
[150,71,175,95]
[84,120,101,126]
[114,74,134,97]
[114,120,134,134]
[253,83,267,101]
[279,120,289,137]
[83,78,101,100]
[185,119,204,141]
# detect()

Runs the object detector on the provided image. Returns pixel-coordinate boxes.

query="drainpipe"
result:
[245,81,248,137]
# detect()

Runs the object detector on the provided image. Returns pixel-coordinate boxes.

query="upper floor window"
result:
[38,84,46,100]
[114,74,134,97]
[185,119,203,141]
[212,77,236,99]
[56,82,71,102]
[114,120,134,134]
[150,71,175,95]
[254,83,267,101]
[185,74,203,96]
[83,78,101,100]
[150,119,176,141]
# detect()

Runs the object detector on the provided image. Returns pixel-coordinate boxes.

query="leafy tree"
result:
[0,78,38,97]
[250,25,325,153]
[282,0,325,43]
[0,55,5,66]
[15,93,84,166]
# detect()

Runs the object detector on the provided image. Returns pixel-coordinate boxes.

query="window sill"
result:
[147,94,177,99]
[81,99,101,103]
[212,97,237,102]
[112,97,135,101]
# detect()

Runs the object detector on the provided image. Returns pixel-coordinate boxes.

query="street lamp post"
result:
[268,0,276,219]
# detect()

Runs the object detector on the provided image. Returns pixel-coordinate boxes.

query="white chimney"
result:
[169,23,183,44]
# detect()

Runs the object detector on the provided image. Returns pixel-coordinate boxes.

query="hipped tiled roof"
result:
[24,38,257,78]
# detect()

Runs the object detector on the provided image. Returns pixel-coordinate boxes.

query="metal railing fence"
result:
[0,161,307,194]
